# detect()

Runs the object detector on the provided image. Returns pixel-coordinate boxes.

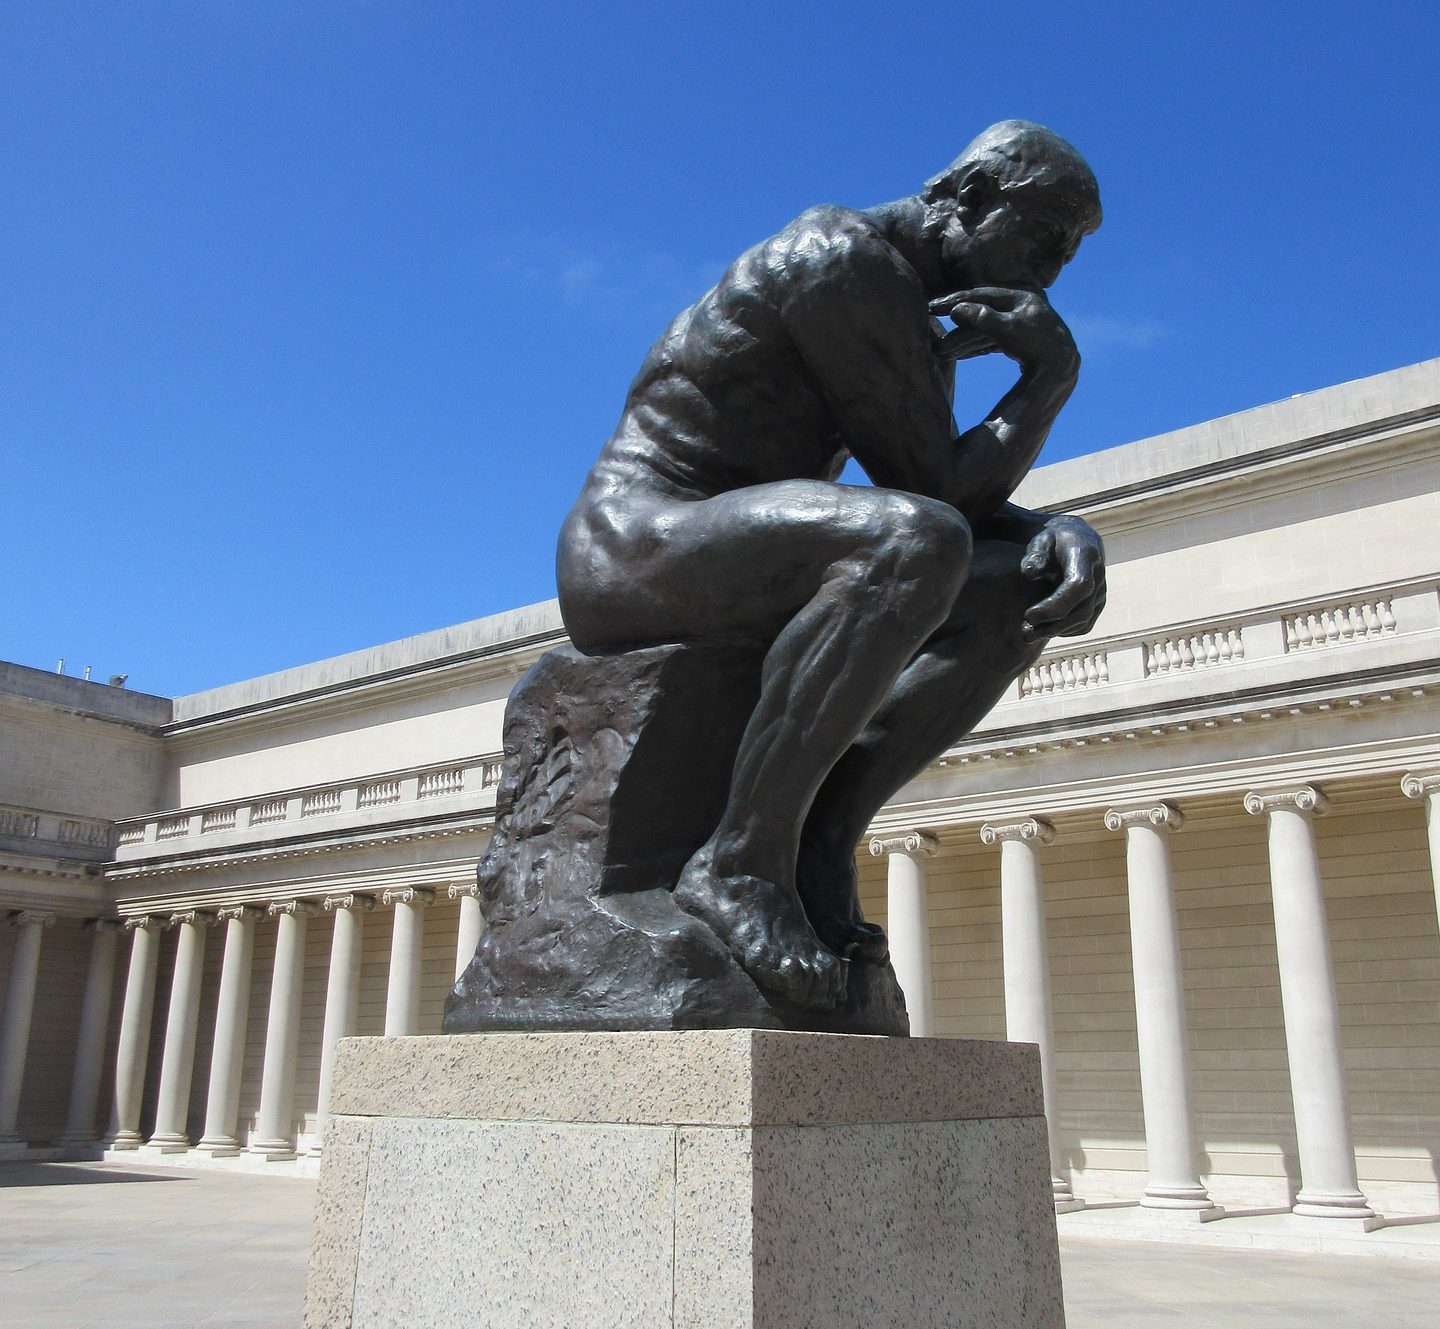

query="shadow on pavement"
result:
[0,1162,182,1187]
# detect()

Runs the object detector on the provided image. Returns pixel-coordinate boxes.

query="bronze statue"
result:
[447,121,1106,1034]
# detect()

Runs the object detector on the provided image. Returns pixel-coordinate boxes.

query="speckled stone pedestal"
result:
[303,1030,1065,1329]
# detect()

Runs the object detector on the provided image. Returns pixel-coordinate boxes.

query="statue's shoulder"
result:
[764,205,908,294]
[772,204,884,259]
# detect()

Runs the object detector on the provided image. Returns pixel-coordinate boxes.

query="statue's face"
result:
[942,180,1089,292]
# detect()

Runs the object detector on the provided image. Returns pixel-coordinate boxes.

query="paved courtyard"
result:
[2,1161,1438,1327]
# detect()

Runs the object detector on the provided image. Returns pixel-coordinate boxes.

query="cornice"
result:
[1027,401,1440,532]
[871,730,1440,842]
[161,627,565,742]
[112,857,479,918]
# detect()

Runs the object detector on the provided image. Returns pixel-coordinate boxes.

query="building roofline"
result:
[0,661,172,727]
[1014,356,1440,513]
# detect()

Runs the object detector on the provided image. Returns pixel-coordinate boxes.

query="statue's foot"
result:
[796,841,890,966]
[675,848,847,1011]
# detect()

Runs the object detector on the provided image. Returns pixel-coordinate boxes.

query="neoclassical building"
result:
[2,359,1438,1237]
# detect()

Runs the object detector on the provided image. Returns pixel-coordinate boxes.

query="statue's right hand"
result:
[931,287,1079,380]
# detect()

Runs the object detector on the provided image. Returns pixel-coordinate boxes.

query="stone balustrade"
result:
[1003,579,1437,708]
[110,754,505,859]
[0,804,113,859]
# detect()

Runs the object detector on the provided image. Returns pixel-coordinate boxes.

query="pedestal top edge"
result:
[328,1030,1043,1126]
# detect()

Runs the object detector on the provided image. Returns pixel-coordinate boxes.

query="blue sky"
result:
[3,3,1437,697]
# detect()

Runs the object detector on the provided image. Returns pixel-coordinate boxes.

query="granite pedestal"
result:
[303,1030,1065,1329]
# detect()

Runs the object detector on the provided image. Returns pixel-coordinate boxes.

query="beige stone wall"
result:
[1096,450,1440,640]
[0,692,166,822]
[161,676,514,812]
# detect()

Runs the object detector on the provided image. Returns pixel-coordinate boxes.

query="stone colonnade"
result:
[1,770,1438,1197]
[28,881,487,1161]
[868,773,1440,1221]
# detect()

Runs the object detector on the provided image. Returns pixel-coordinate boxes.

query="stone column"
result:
[449,882,484,982]
[312,893,373,1154]
[1244,786,1375,1221]
[0,910,56,1151]
[867,831,939,1036]
[57,919,123,1148]
[145,910,215,1151]
[110,916,163,1150]
[981,817,1082,1212]
[383,887,435,1036]
[1401,772,1440,934]
[196,905,262,1156]
[1104,803,1217,1214]
[249,899,317,1160]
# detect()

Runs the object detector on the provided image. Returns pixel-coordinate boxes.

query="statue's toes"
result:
[764,947,846,1012]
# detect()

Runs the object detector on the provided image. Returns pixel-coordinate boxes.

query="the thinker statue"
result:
[447,121,1107,1034]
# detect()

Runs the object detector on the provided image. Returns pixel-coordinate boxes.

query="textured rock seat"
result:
[444,643,909,1035]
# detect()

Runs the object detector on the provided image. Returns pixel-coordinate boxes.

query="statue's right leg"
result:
[560,482,973,1011]
[796,540,1053,952]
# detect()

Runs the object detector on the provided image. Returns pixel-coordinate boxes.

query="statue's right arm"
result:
[780,221,970,509]
[781,224,1076,520]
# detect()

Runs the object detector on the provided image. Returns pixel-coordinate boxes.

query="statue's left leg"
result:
[797,540,1055,957]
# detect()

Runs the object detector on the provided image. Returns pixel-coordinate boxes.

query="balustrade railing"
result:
[1284,598,1395,652]
[113,756,497,853]
[1144,626,1243,676]
[1020,651,1109,698]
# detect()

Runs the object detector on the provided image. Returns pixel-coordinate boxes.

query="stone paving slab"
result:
[2,1161,1438,1328]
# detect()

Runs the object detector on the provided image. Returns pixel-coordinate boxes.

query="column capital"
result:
[1104,802,1184,834]
[447,881,481,901]
[382,886,436,908]
[324,892,375,913]
[867,830,939,859]
[267,899,320,918]
[169,909,215,929]
[1244,785,1328,817]
[1401,771,1440,801]
[980,817,1055,847]
[9,910,56,929]
[123,915,157,932]
[216,904,264,924]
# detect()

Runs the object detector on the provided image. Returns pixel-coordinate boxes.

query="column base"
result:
[1141,1183,1222,1213]
[107,1130,144,1151]
[1294,1190,1381,1226]
[306,1031,1066,1329]
[247,1138,298,1161]
[141,1133,193,1154]
[54,1132,102,1150]
[1138,1201,1226,1223]
[193,1136,242,1157]
[1052,1179,1085,1214]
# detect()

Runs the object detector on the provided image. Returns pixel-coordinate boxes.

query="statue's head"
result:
[921,120,1101,291]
